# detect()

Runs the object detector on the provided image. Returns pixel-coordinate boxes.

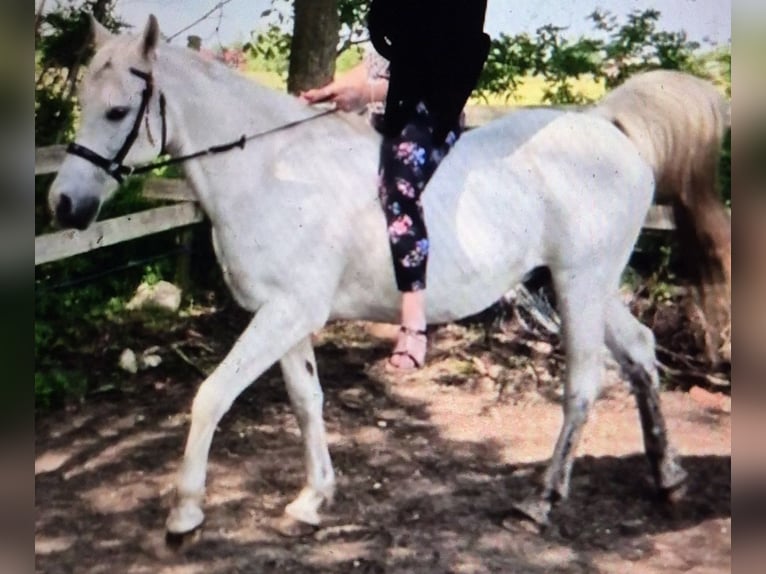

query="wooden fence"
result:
[35,145,204,266]
[34,125,675,266]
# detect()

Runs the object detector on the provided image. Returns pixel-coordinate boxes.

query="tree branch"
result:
[166,0,235,43]
[337,34,369,56]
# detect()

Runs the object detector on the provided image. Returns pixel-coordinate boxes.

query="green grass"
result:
[240,66,606,107]
[242,69,286,90]
[472,74,606,106]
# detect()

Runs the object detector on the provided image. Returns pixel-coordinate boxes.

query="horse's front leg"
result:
[165,300,322,536]
[281,337,335,525]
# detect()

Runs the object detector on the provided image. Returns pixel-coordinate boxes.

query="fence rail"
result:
[34,120,675,266]
[35,202,203,266]
[35,144,67,176]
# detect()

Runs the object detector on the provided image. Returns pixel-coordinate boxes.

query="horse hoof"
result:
[507,497,552,532]
[164,525,203,552]
[661,480,688,504]
[272,513,317,538]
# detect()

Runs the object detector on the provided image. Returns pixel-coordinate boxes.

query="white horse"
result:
[48,16,687,538]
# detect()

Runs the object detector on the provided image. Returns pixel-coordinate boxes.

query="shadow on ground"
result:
[35,310,730,573]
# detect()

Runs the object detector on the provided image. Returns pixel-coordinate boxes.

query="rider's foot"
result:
[386,326,427,371]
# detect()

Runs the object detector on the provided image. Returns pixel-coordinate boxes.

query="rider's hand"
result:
[300,80,368,112]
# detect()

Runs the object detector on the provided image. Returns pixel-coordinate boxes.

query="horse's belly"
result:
[329,163,545,324]
[425,175,545,321]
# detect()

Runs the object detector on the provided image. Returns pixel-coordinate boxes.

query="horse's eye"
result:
[105,106,130,121]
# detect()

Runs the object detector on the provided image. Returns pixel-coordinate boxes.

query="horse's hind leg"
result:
[280,337,335,526]
[604,297,687,497]
[514,271,607,525]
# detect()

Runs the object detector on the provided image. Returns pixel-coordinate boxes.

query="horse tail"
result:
[591,69,731,364]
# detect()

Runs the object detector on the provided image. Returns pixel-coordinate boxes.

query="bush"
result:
[476,8,723,104]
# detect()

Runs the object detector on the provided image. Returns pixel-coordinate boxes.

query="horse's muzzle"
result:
[54,193,100,230]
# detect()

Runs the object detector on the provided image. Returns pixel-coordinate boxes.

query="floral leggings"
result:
[376,103,459,292]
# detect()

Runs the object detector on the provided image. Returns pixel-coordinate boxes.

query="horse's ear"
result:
[140,14,161,60]
[90,14,113,48]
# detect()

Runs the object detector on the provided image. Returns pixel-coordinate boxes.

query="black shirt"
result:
[368,0,491,144]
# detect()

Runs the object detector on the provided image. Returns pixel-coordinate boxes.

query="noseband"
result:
[67,68,167,184]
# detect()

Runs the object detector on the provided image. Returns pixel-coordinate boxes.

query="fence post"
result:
[169,36,203,295]
[174,228,193,293]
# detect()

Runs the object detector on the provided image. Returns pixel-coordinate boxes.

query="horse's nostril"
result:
[56,193,73,221]
[54,193,99,230]
[74,197,100,230]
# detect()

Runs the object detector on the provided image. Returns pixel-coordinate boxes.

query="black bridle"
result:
[67,68,165,184]
[67,67,337,184]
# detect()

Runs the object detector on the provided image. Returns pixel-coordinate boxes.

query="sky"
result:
[115,0,731,48]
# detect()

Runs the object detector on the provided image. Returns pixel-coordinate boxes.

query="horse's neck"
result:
[157,46,312,155]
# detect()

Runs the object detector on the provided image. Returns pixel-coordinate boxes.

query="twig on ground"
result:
[171,342,211,378]
[657,360,730,389]
[654,343,714,372]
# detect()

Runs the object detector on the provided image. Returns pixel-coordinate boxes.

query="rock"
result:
[126,281,182,313]
[139,353,163,369]
[119,348,163,374]
[119,348,138,374]
[35,450,71,475]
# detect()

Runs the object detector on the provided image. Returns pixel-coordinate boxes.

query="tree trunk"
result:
[287,0,340,94]
[91,0,110,21]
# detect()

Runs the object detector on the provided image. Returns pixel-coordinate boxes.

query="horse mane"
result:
[155,41,316,127]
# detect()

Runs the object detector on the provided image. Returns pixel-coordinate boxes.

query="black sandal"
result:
[387,326,427,371]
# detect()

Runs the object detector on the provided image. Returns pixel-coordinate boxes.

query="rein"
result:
[67,67,338,184]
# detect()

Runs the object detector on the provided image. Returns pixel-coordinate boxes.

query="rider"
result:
[302,0,490,371]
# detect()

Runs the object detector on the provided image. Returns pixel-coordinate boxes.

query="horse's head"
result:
[49,15,165,230]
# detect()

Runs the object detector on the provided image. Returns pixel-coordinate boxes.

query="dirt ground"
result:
[35,304,731,574]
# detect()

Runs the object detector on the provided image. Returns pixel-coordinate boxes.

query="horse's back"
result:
[428,108,654,259]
